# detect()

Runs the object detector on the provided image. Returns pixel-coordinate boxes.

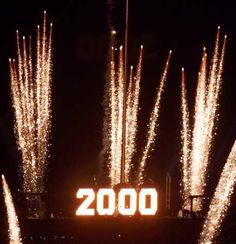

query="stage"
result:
[1,217,203,243]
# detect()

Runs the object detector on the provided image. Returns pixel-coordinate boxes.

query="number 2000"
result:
[76,188,158,216]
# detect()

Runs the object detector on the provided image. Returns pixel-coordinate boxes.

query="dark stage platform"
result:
[1,217,204,243]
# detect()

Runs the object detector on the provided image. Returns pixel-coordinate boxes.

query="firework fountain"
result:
[99,0,117,180]
[137,50,172,184]
[106,45,172,186]
[180,28,226,211]
[180,67,191,206]
[2,175,22,244]
[199,140,236,243]
[9,11,53,195]
[108,45,143,186]
[101,0,172,186]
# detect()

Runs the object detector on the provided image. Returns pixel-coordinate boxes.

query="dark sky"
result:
[0,0,236,214]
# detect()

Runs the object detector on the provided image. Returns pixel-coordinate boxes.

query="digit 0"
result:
[118,188,137,215]
[139,188,158,215]
[97,188,115,215]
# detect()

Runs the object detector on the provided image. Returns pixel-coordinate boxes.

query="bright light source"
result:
[76,189,95,216]
[76,188,158,216]
[118,188,137,215]
[139,188,158,215]
[97,189,115,215]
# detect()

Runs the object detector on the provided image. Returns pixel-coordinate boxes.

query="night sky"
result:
[0,0,236,215]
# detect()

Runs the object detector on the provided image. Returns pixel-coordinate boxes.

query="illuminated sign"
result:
[76,188,158,216]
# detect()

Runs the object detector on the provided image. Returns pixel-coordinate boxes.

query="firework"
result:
[125,65,134,177]
[2,175,22,244]
[180,67,191,207]
[137,50,172,185]
[108,46,118,186]
[9,11,53,193]
[108,45,143,186]
[114,45,125,185]
[107,46,172,186]
[199,140,236,244]
[125,46,143,180]
[180,28,226,210]
[99,0,117,180]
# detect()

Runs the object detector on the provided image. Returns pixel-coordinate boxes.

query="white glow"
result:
[139,188,158,215]
[97,188,115,215]
[76,188,158,216]
[76,189,95,216]
[118,188,137,215]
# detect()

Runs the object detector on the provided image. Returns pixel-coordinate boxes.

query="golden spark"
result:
[9,11,53,193]
[180,28,227,210]
[2,175,22,244]
[138,50,172,185]
[199,140,236,243]
[107,45,171,186]
[180,67,191,207]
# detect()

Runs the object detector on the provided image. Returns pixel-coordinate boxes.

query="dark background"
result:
[0,0,235,217]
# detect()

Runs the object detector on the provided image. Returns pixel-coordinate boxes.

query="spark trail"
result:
[181,48,207,208]
[125,46,143,180]
[138,50,172,184]
[2,175,22,244]
[115,45,125,185]
[108,46,125,186]
[109,46,118,186]
[99,0,117,180]
[107,45,171,186]
[180,68,191,206]
[199,140,236,244]
[125,65,134,178]
[9,11,53,193]
[180,28,227,210]
[108,46,143,186]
